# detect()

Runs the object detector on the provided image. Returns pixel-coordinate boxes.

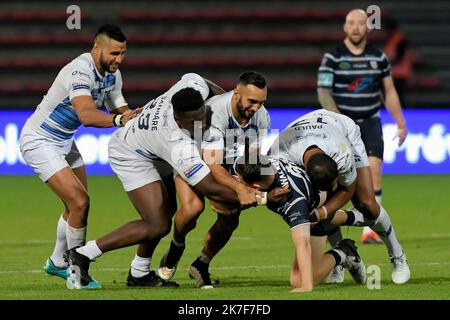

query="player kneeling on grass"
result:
[234,154,366,292]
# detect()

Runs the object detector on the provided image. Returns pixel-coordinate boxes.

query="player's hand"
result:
[236,184,259,207]
[267,186,290,205]
[122,107,142,125]
[393,125,407,147]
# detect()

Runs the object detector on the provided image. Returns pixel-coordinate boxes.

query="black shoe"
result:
[337,239,366,284]
[126,270,179,287]
[189,258,213,289]
[63,248,101,289]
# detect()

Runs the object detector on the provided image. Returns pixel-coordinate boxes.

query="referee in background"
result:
[316,9,407,282]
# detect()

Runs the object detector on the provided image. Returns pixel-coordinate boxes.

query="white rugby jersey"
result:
[121,73,211,186]
[271,109,357,187]
[201,91,270,166]
[26,53,127,140]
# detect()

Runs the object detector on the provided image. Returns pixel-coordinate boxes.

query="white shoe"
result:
[390,252,410,284]
[324,265,345,283]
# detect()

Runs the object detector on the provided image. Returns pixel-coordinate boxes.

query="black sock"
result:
[327,227,343,247]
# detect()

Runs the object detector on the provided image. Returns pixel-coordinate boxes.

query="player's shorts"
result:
[354,117,384,160]
[19,124,84,182]
[310,216,339,237]
[335,112,370,169]
[108,129,173,192]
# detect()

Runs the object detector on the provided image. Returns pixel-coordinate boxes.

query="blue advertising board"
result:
[1,109,449,175]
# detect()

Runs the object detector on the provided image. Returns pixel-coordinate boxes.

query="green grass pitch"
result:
[0,175,449,300]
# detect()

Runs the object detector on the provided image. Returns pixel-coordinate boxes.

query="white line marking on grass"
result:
[1,261,449,275]
[0,240,53,245]
[431,233,450,238]
[0,237,253,246]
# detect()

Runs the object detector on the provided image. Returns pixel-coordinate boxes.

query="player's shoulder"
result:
[326,43,347,59]
[67,53,97,79]
[365,43,386,58]
[206,91,232,108]
[206,91,233,118]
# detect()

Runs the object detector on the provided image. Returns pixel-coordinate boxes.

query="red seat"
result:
[119,9,349,21]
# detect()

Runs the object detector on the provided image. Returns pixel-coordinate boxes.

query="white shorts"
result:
[108,129,173,192]
[335,112,370,169]
[19,124,84,182]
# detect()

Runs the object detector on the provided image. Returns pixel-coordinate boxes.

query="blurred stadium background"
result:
[0,0,449,300]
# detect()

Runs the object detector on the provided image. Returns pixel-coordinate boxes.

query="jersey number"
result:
[138,113,150,130]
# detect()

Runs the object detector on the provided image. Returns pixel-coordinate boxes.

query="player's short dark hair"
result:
[171,88,205,113]
[239,71,267,89]
[95,24,126,42]
[235,154,272,184]
[306,153,338,191]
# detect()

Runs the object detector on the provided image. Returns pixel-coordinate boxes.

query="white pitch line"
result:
[1,261,449,275]
[0,236,253,245]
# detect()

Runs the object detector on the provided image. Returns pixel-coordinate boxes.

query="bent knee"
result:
[179,201,204,220]
[69,192,90,213]
[143,219,172,239]
[356,199,379,219]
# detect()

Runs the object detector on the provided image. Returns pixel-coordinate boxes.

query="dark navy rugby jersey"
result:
[317,42,391,120]
[267,158,321,229]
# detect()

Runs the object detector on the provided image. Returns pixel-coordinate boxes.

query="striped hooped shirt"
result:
[317,42,391,119]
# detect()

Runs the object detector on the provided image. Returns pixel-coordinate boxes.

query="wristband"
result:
[257,192,267,205]
[113,114,124,127]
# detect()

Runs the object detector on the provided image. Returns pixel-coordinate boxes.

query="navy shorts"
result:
[355,117,384,160]
[311,216,339,237]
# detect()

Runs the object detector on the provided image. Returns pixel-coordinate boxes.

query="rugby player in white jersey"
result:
[270,109,410,284]
[63,73,287,289]
[157,72,272,289]
[234,154,366,292]
[19,25,140,287]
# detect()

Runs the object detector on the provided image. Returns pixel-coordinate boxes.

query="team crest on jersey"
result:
[370,61,378,69]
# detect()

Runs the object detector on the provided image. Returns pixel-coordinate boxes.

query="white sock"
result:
[131,255,152,278]
[66,224,86,249]
[76,240,103,260]
[371,206,403,257]
[50,215,68,267]
[199,252,211,264]
[375,190,382,205]
[362,226,373,235]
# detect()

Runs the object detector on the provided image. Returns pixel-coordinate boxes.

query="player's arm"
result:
[203,148,259,206]
[311,181,356,222]
[193,172,243,206]
[317,88,341,114]
[382,75,407,146]
[202,77,226,97]
[72,96,139,127]
[317,53,340,113]
[290,225,313,292]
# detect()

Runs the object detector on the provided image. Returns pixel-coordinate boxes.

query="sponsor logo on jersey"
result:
[339,61,351,70]
[183,162,204,178]
[347,76,374,93]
